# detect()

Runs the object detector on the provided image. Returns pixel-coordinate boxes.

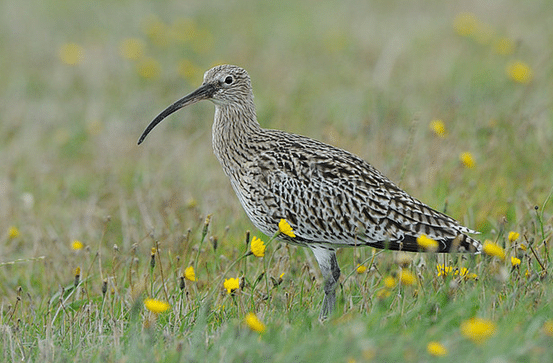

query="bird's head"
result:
[138,64,252,145]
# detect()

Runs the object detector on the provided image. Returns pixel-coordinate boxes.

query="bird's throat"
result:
[211,105,260,177]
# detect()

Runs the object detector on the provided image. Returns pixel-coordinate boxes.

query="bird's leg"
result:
[309,245,341,320]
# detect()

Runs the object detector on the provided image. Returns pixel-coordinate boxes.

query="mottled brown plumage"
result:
[139,64,481,319]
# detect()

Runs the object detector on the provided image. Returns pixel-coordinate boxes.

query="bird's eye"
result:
[224,76,233,84]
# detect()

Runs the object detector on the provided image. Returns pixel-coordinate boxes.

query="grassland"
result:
[1,0,552,361]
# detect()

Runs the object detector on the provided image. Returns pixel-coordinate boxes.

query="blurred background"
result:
[1,0,551,287]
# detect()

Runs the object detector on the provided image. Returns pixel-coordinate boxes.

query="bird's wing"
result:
[243,133,480,253]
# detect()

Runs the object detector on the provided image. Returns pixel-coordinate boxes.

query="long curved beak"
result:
[138,83,215,145]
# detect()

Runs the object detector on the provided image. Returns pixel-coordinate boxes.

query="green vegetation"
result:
[1,1,552,361]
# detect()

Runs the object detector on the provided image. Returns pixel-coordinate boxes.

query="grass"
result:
[1,0,553,361]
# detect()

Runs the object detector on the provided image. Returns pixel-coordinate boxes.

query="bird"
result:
[138,64,482,319]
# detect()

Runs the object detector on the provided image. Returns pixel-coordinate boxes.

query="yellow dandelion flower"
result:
[460,317,496,344]
[483,240,506,260]
[356,264,367,274]
[458,267,478,280]
[143,16,170,47]
[8,226,20,239]
[224,277,240,294]
[508,231,520,243]
[59,43,84,65]
[75,266,81,276]
[151,247,157,256]
[494,37,515,55]
[511,256,521,267]
[437,265,477,279]
[72,240,84,250]
[279,272,285,279]
[171,18,197,43]
[436,264,453,276]
[437,264,453,277]
[184,266,196,281]
[506,61,533,84]
[518,244,527,251]
[119,38,145,60]
[465,272,479,280]
[543,320,553,337]
[383,276,396,288]
[186,198,198,208]
[251,236,266,257]
[417,234,439,252]
[427,341,448,356]
[144,298,171,313]
[376,289,391,299]
[245,312,266,333]
[398,270,416,286]
[278,219,296,238]
[177,59,201,83]
[453,12,478,37]
[136,57,161,79]
[429,119,447,138]
[460,152,476,169]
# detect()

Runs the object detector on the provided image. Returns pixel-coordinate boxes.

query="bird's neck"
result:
[211,101,262,176]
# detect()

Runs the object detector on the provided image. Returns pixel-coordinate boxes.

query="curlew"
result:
[138,64,481,319]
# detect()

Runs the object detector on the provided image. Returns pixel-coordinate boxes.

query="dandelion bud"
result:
[102,279,108,295]
[150,248,156,269]
[202,214,212,236]
[211,236,218,251]
[179,276,185,291]
[74,267,81,288]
